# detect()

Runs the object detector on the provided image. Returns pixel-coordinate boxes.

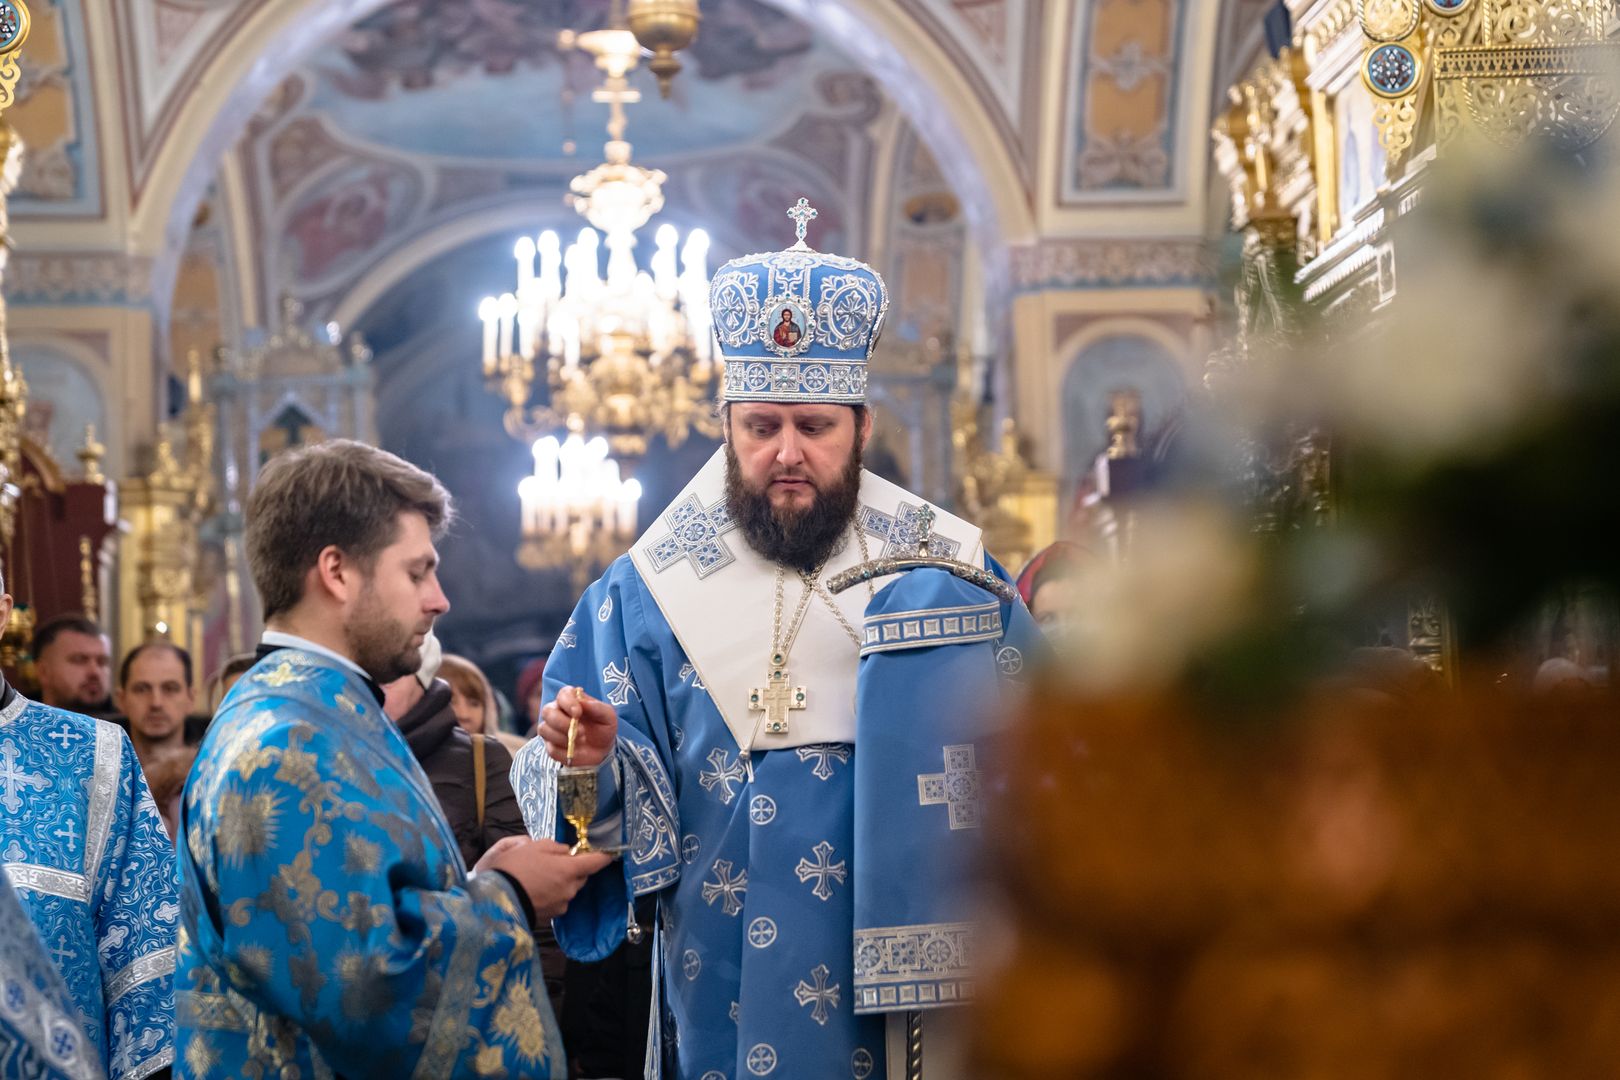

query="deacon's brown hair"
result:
[245,439,453,619]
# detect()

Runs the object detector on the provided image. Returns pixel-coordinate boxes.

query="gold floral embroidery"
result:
[490,975,547,1062]
[216,788,282,866]
[273,738,321,792]
[342,835,381,875]
[184,1033,220,1077]
[236,945,274,984]
[474,1043,506,1076]
[336,950,393,1020]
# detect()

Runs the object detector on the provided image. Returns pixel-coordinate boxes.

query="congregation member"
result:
[30,614,114,717]
[1015,541,1084,634]
[0,576,176,1079]
[202,653,255,713]
[517,206,1039,1078]
[115,642,194,771]
[440,651,528,754]
[175,438,608,1078]
[115,642,201,839]
[381,631,528,870]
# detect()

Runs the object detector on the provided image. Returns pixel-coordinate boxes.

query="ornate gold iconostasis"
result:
[0,0,1261,679]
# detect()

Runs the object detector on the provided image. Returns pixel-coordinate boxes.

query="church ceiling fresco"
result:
[306,0,835,163]
[224,0,884,319]
[1060,0,1192,203]
[895,0,1041,185]
[109,0,266,197]
[8,0,101,216]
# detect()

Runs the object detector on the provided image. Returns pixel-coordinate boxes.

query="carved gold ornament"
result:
[1360,0,1620,170]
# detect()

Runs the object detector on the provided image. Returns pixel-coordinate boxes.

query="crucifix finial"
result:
[787,198,818,249]
[916,504,936,557]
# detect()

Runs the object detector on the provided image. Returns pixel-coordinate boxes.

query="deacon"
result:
[175,440,609,1078]
[516,202,1039,1078]
[0,575,177,1080]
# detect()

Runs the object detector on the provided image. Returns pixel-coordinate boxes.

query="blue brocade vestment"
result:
[0,693,176,1080]
[0,867,107,1080]
[175,648,563,1079]
[514,547,1038,1080]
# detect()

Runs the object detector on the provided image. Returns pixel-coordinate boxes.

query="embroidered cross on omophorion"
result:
[750,652,806,736]
[918,743,981,830]
[646,494,739,579]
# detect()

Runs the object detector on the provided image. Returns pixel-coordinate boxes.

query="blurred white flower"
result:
[1328,241,1558,463]
[1055,499,1259,693]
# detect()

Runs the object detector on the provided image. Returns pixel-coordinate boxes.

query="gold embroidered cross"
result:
[750,652,806,735]
[253,660,305,688]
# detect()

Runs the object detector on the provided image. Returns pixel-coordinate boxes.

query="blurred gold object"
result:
[0,1,32,114]
[1104,391,1142,461]
[627,0,700,99]
[78,535,95,618]
[951,398,1056,571]
[76,424,105,484]
[558,703,598,854]
[1357,0,1620,172]
[974,683,1620,1077]
[0,602,31,672]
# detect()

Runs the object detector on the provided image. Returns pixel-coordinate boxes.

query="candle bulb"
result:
[515,236,536,291]
[478,297,499,376]
[496,293,518,365]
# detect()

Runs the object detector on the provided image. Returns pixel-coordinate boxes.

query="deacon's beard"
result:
[724,441,864,573]
[345,579,423,685]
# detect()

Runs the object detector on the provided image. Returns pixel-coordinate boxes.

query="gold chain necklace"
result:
[743,529,877,752]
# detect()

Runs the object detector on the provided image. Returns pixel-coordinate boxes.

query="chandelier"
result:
[478,18,721,462]
[482,12,719,579]
[516,418,642,589]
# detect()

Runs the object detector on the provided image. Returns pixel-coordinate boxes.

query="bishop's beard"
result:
[725,441,863,573]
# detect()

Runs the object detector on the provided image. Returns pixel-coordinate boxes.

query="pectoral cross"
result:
[750,651,806,735]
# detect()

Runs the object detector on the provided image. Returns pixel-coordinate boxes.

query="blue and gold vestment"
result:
[0,693,175,1080]
[176,648,563,1079]
[513,452,1041,1079]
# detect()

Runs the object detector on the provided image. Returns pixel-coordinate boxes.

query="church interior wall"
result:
[0,0,1277,666]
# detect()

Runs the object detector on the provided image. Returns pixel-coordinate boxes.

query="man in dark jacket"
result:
[382,634,566,1009]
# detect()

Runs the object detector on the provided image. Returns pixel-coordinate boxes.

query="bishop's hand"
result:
[538,685,617,768]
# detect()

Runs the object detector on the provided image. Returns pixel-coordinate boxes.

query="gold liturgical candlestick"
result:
[558,705,598,854]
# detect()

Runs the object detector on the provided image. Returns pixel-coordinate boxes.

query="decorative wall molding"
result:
[1010,238,1213,291]
[6,252,156,306]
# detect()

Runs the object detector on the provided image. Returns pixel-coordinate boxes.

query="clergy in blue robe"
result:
[176,648,565,1078]
[0,679,176,1080]
[0,869,105,1080]
[176,438,587,1080]
[514,205,1040,1079]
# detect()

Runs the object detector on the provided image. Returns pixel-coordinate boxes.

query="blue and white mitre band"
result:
[710,198,888,405]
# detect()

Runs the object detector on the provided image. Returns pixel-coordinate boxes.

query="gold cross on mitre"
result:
[750,651,807,735]
[787,198,818,250]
